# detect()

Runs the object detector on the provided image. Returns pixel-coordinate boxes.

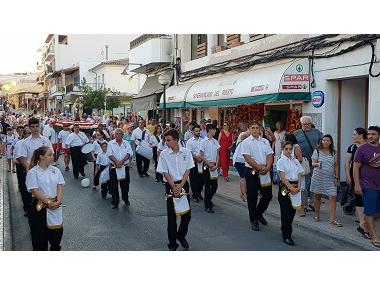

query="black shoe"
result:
[139,174,144,178]
[143,173,149,177]
[65,166,70,171]
[74,177,78,179]
[167,243,179,251]
[205,208,214,213]
[111,204,118,209]
[283,238,295,246]
[101,195,106,200]
[125,200,130,206]
[258,215,268,226]
[192,196,200,203]
[81,173,86,177]
[155,179,160,182]
[198,194,204,201]
[177,237,189,249]
[251,220,260,231]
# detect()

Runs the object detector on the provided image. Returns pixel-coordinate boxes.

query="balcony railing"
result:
[43,45,55,62]
[50,85,65,95]
[66,84,81,93]
[130,34,171,50]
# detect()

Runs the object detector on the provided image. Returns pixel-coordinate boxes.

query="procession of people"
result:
[1,107,380,251]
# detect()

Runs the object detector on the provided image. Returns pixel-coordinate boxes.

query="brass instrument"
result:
[36,197,62,211]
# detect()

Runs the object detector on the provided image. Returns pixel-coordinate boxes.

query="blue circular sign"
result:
[312,91,324,108]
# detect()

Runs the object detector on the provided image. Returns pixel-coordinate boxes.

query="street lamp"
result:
[158,72,171,127]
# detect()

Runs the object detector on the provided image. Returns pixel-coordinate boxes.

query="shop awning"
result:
[159,82,194,109]
[160,59,311,108]
[132,70,174,111]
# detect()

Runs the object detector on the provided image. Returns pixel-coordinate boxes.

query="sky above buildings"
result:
[0,33,45,74]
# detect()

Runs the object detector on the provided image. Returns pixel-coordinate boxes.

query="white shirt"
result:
[186,136,202,157]
[12,138,21,162]
[156,146,195,182]
[93,129,110,139]
[5,134,16,149]
[276,155,303,181]
[65,131,89,147]
[49,128,58,144]
[149,134,161,147]
[96,152,111,166]
[200,137,220,162]
[58,130,71,148]
[184,130,194,141]
[233,134,248,165]
[106,139,133,163]
[131,127,150,146]
[26,165,65,196]
[274,130,286,158]
[93,139,107,155]
[241,135,274,168]
[17,135,52,161]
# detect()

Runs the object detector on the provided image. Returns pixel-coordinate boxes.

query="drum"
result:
[81,143,95,162]
[136,142,153,160]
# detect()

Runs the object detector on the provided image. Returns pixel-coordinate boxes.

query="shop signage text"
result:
[251,84,269,93]
[192,88,234,100]
[283,74,309,82]
[281,84,308,90]
[311,91,324,108]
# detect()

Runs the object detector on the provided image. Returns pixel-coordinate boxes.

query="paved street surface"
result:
[8,157,362,251]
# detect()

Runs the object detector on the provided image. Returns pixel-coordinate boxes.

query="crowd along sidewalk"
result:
[146,163,378,250]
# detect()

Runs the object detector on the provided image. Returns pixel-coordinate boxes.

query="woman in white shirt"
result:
[276,141,304,246]
[149,125,163,182]
[26,146,65,251]
[94,142,111,198]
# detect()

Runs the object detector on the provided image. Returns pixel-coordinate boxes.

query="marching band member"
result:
[57,123,72,171]
[186,124,204,203]
[65,123,89,179]
[107,128,133,209]
[131,119,151,177]
[276,141,303,246]
[149,125,163,182]
[16,117,52,217]
[156,129,194,251]
[94,142,111,199]
[200,123,220,213]
[92,131,107,178]
[26,146,65,251]
[241,121,274,231]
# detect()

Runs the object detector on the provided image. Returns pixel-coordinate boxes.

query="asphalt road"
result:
[8,157,361,251]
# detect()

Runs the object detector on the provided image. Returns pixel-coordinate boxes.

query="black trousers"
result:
[245,169,273,223]
[278,187,296,239]
[16,163,31,213]
[70,146,86,178]
[203,168,218,210]
[109,166,130,206]
[136,153,150,175]
[189,166,203,198]
[29,199,63,251]
[94,164,109,197]
[165,181,191,249]
[152,146,163,181]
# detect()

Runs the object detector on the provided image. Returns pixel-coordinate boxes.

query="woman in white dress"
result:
[26,146,65,251]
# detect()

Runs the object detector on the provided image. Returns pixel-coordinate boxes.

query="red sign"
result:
[281,85,304,90]
[283,74,309,82]
[251,85,265,92]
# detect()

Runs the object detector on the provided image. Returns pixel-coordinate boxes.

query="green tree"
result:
[106,96,121,115]
[80,79,108,113]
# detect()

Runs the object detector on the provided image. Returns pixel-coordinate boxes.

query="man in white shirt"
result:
[131,119,151,177]
[65,123,89,179]
[16,117,52,216]
[107,128,133,209]
[241,121,274,231]
[200,123,220,213]
[157,129,194,251]
[186,124,204,203]
[57,124,72,171]
[184,122,194,142]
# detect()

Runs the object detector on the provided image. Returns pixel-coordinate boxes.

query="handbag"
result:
[301,157,310,176]
[172,191,190,216]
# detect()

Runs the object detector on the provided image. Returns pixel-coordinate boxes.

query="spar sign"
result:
[311,91,324,108]
[280,59,310,93]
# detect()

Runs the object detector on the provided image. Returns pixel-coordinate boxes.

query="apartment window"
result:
[191,34,207,60]
[226,34,242,49]
[217,34,225,46]
[58,35,68,45]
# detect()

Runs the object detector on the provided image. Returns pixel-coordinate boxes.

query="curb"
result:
[0,158,3,251]
[0,157,14,251]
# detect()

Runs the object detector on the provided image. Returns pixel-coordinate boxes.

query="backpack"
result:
[229,140,240,156]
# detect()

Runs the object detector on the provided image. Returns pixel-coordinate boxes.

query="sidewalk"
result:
[146,163,378,250]
[0,157,12,251]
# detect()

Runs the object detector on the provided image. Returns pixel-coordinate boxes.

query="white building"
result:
[133,34,380,180]
[39,34,137,112]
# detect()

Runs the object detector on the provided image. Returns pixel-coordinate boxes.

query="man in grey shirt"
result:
[294,116,322,213]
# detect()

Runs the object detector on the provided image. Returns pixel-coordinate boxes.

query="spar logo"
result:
[296,64,303,72]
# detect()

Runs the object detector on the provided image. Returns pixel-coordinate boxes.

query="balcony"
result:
[50,85,66,97]
[128,34,172,73]
[43,45,55,63]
